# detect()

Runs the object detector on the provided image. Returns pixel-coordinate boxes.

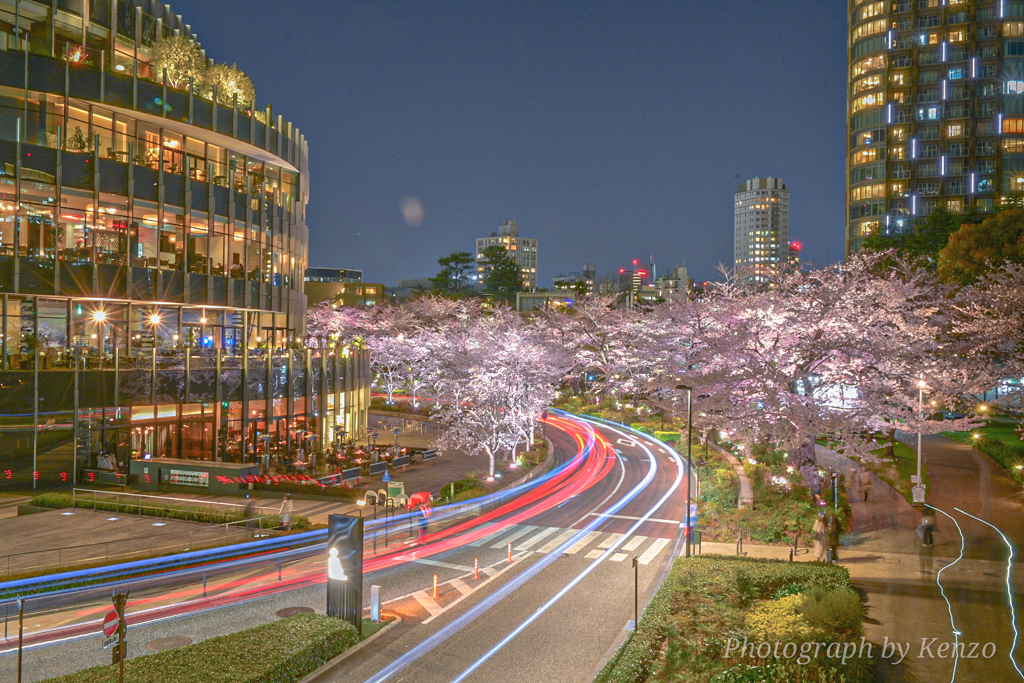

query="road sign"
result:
[912,485,926,505]
[102,610,119,637]
[102,634,120,650]
[382,470,391,483]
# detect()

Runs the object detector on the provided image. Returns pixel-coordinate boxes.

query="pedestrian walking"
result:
[280,493,294,531]
[917,508,935,548]
[812,514,828,562]
[858,466,873,502]
[244,495,257,537]
[827,515,842,562]
[417,501,430,540]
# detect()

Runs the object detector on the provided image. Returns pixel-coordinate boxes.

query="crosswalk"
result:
[475,523,673,565]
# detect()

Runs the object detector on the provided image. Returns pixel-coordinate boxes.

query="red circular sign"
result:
[102,610,120,637]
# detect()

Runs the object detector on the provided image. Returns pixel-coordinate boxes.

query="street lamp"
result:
[357,499,366,518]
[917,379,925,492]
[676,383,694,558]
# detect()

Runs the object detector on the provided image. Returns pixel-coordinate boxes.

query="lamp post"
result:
[676,384,694,558]
[917,379,925,491]
[394,428,401,455]
[357,499,365,519]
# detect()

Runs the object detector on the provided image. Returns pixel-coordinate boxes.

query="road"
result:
[312,413,690,683]
[1,412,690,683]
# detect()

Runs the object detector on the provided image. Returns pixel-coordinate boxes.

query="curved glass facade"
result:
[0,0,370,490]
[847,0,1012,255]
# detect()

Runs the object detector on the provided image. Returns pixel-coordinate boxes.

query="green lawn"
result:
[944,420,1024,486]
[865,437,926,502]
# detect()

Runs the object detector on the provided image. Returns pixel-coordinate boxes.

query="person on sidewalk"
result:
[917,508,935,548]
[858,466,873,502]
[280,493,294,531]
[827,514,842,562]
[244,495,257,537]
[812,514,828,562]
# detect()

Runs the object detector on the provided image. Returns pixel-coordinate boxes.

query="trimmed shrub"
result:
[800,586,864,639]
[38,613,359,683]
[654,430,681,443]
[745,594,814,642]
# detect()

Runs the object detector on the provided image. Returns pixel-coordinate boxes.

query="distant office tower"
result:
[847,1,1012,256]
[734,178,790,283]
[475,220,538,290]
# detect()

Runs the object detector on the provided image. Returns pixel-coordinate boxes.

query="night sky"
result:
[171,1,848,286]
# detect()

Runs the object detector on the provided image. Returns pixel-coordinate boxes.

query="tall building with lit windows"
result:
[847,0,1023,256]
[0,0,369,491]
[734,177,789,283]
[474,220,539,290]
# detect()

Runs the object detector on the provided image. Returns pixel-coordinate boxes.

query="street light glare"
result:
[149,313,161,324]
[92,310,106,322]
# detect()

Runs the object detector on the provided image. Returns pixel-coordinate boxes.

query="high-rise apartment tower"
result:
[475,220,538,290]
[847,0,1014,255]
[734,177,790,283]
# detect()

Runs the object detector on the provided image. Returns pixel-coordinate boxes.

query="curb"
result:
[298,613,403,683]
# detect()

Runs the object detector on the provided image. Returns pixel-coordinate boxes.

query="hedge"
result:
[653,430,681,443]
[38,613,360,683]
[30,492,310,530]
[595,556,874,683]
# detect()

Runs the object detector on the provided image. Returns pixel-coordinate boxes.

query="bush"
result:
[654,430,681,443]
[595,556,870,683]
[745,594,815,642]
[30,493,310,530]
[253,479,359,500]
[630,423,654,436]
[799,586,863,639]
[38,613,359,683]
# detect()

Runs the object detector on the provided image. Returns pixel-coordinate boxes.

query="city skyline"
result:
[169,0,848,285]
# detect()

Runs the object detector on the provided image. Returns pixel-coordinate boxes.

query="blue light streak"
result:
[953,507,1024,680]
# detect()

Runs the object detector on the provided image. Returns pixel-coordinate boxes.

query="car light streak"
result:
[360,416,663,683]
[448,421,685,683]
[953,507,1024,680]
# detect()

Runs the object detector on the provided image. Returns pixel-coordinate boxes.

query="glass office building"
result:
[847,0,1020,255]
[0,0,370,490]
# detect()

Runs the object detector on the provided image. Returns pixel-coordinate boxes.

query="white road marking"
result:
[584,549,603,559]
[490,525,539,549]
[481,567,498,577]
[637,537,671,564]
[516,526,560,550]
[412,590,443,618]
[621,535,648,551]
[537,529,577,553]
[565,531,602,554]
[589,512,679,524]
[609,552,628,562]
[469,524,512,547]
[412,558,474,571]
[449,578,474,596]
[597,533,623,549]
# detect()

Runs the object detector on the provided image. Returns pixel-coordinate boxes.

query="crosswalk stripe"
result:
[449,578,474,596]
[412,590,443,617]
[584,549,603,559]
[621,535,648,552]
[490,525,539,549]
[469,524,512,547]
[597,533,623,549]
[638,537,671,564]
[537,529,577,553]
[516,526,560,550]
[609,552,627,562]
[566,531,603,554]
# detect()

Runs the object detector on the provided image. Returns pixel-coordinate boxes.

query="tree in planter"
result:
[65,126,93,153]
[150,35,207,90]
[205,62,256,108]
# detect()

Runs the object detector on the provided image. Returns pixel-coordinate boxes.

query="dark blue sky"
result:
[173,0,848,285]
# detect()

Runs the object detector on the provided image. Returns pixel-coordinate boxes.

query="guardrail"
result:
[71,488,279,523]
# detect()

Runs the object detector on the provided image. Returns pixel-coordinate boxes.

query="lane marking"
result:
[589,512,679,524]
[516,526,560,550]
[469,524,511,547]
[490,525,539,549]
[621,535,648,551]
[481,567,498,577]
[638,537,670,565]
[565,531,603,554]
[449,578,474,597]
[537,529,577,554]
[584,550,602,559]
[596,533,623,549]
[411,558,474,572]
[609,552,627,562]
[412,591,443,618]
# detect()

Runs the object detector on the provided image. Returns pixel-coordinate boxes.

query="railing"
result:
[72,488,279,524]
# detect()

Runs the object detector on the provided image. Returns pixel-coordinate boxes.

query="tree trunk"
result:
[885,427,896,459]
[796,435,821,495]
[483,445,495,477]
